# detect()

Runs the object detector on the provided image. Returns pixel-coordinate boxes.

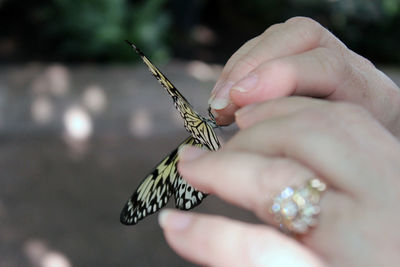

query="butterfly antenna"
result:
[125,40,145,58]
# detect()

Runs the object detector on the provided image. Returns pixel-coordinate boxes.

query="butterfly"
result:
[120,41,221,225]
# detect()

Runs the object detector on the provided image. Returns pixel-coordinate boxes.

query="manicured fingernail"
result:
[209,81,234,110]
[159,209,193,230]
[210,79,223,96]
[235,103,258,118]
[208,80,221,105]
[232,73,258,93]
[179,145,208,162]
[210,98,230,110]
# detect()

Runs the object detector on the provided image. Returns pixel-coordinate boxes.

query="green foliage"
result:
[1,0,399,63]
[218,0,400,63]
[14,0,171,62]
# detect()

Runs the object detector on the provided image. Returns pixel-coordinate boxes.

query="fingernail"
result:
[209,81,234,110]
[232,73,258,93]
[235,103,258,118]
[208,80,221,105]
[159,209,193,231]
[210,79,223,96]
[179,145,208,162]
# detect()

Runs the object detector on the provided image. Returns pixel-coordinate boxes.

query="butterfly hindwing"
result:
[120,136,206,225]
[173,176,206,210]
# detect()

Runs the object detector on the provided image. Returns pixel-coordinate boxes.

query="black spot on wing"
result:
[173,176,207,211]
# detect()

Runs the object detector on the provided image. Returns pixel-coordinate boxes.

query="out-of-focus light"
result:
[46,65,69,96]
[24,239,71,267]
[63,106,92,141]
[31,65,70,96]
[129,109,153,137]
[187,61,222,82]
[191,25,216,45]
[40,252,71,267]
[31,96,54,124]
[82,85,107,114]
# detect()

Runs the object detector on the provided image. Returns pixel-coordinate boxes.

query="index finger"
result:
[210,17,337,123]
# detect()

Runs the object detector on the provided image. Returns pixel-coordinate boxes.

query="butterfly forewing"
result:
[125,41,220,151]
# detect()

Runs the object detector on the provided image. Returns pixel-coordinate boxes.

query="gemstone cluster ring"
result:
[270,178,327,234]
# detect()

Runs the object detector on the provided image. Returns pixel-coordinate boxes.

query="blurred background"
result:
[0,0,399,266]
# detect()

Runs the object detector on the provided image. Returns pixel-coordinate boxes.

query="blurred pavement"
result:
[0,61,257,267]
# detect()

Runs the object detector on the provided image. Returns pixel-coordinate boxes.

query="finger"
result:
[235,96,328,129]
[178,146,314,222]
[159,210,325,267]
[220,17,330,86]
[210,17,337,119]
[212,102,238,126]
[227,101,396,195]
[208,37,260,114]
[230,47,348,109]
[211,36,261,96]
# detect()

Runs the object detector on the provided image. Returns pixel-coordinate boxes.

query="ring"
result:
[270,178,327,234]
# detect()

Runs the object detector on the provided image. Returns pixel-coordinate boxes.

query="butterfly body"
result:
[120,41,220,225]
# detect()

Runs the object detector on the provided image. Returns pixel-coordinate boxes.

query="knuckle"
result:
[285,16,321,29]
[262,22,284,35]
[285,16,324,45]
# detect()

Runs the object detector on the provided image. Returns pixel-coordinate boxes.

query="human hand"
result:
[209,17,400,138]
[159,97,400,267]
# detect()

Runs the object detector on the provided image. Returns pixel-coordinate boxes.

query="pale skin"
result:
[158,17,400,266]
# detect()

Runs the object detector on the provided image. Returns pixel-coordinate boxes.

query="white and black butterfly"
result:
[120,41,220,225]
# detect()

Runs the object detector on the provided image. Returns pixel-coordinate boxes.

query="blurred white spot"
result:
[24,239,47,264]
[82,85,107,114]
[40,252,71,267]
[24,239,71,267]
[63,106,92,141]
[187,61,222,82]
[191,25,216,45]
[31,96,54,124]
[46,65,69,96]
[129,109,153,137]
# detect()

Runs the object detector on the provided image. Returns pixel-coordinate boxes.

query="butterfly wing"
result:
[126,41,220,151]
[120,136,206,225]
[173,175,206,210]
